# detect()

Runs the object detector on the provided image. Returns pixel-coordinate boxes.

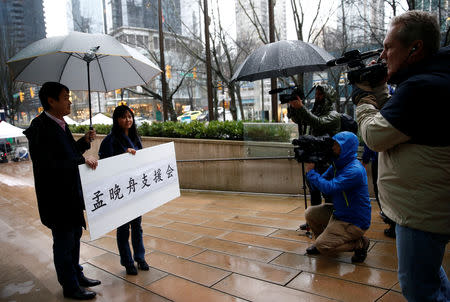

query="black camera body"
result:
[327,49,387,86]
[292,135,335,165]
[269,86,305,104]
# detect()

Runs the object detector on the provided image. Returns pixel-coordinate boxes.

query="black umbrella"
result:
[231,40,335,82]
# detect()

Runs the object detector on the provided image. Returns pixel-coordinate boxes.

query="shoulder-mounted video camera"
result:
[292,135,335,165]
[269,86,305,104]
[327,49,387,86]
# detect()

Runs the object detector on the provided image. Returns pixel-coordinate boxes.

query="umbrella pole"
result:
[87,61,93,130]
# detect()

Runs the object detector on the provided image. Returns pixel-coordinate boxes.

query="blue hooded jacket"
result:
[306,131,371,230]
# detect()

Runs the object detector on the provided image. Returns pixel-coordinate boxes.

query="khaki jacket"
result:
[356,86,450,235]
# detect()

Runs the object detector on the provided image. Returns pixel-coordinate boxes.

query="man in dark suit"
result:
[24,82,101,300]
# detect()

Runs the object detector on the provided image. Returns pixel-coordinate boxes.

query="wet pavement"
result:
[0,161,448,301]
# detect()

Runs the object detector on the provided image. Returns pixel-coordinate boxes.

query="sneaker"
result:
[306,245,320,255]
[125,264,138,275]
[137,260,149,271]
[299,223,309,231]
[352,237,370,263]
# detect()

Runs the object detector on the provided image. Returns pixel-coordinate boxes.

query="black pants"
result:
[51,226,83,292]
[371,160,379,203]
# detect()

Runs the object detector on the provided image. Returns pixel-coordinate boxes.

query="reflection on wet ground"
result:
[1,161,448,301]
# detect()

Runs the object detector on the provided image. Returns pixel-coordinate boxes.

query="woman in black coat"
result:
[98,105,149,275]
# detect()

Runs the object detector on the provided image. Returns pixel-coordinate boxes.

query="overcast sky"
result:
[43,0,408,39]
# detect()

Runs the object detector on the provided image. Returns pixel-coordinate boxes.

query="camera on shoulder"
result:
[327,48,387,86]
[292,135,335,165]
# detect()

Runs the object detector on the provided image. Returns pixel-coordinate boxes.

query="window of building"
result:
[136,35,143,47]
[127,34,135,45]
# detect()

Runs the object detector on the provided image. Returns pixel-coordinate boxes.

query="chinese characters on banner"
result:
[79,142,180,240]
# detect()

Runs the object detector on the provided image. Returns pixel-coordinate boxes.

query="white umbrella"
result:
[63,116,79,126]
[7,31,161,127]
[0,121,25,139]
[80,113,112,125]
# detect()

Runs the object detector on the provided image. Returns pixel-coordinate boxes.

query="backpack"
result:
[340,113,358,134]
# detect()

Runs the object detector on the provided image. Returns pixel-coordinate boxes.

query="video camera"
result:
[327,48,387,86]
[292,135,335,165]
[269,86,305,104]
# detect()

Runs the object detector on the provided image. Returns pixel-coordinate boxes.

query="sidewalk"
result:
[1,161,446,301]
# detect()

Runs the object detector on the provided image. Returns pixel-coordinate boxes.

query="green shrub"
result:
[68,124,112,134]
[70,120,244,140]
[243,123,292,142]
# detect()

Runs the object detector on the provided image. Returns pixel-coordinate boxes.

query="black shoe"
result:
[352,237,370,263]
[299,223,309,231]
[63,287,96,300]
[78,275,101,287]
[306,245,320,255]
[384,226,396,238]
[137,260,149,271]
[125,264,138,275]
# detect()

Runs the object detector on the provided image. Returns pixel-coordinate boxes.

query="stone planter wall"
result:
[78,134,375,196]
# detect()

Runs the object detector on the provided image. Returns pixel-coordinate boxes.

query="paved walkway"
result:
[1,161,448,301]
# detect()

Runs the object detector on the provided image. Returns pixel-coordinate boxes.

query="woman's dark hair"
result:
[111,105,140,144]
[38,82,69,110]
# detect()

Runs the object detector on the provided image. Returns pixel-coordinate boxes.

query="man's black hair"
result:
[38,82,69,111]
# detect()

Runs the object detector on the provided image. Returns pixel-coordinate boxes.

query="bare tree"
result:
[160,0,253,121]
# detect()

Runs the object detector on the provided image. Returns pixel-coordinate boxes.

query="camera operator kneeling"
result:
[304,131,371,263]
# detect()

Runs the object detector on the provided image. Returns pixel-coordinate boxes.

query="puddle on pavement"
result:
[0,161,34,187]
[1,281,35,298]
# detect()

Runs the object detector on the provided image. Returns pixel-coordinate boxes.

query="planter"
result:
[77,134,375,196]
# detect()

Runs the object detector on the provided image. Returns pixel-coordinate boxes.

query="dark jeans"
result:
[116,216,145,267]
[51,226,83,292]
[396,224,450,301]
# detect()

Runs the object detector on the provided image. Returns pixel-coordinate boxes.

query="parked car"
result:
[196,108,233,122]
[196,111,209,121]
[134,116,152,127]
[177,111,203,122]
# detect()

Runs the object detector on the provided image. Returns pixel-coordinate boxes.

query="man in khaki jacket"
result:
[352,11,450,302]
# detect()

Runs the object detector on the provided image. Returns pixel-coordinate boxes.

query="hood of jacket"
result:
[332,131,359,169]
[312,84,336,116]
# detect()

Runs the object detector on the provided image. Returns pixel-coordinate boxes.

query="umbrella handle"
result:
[87,61,93,130]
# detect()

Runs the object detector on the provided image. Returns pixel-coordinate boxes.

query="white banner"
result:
[79,142,180,240]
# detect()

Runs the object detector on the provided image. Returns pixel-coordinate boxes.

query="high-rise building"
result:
[102,0,205,118]
[235,0,286,44]
[69,0,105,34]
[414,0,449,43]
[180,0,201,39]
[0,0,46,53]
[107,0,181,35]
[0,0,46,123]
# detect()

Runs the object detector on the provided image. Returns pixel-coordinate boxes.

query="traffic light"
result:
[193,67,197,79]
[217,81,222,90]
[29,87,34,98]
[19,91,24,102]
[115,89,121,95]
[118,101,127,106]
[166,65,171,79]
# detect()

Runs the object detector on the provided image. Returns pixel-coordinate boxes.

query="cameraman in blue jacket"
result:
[304,131,371,263]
